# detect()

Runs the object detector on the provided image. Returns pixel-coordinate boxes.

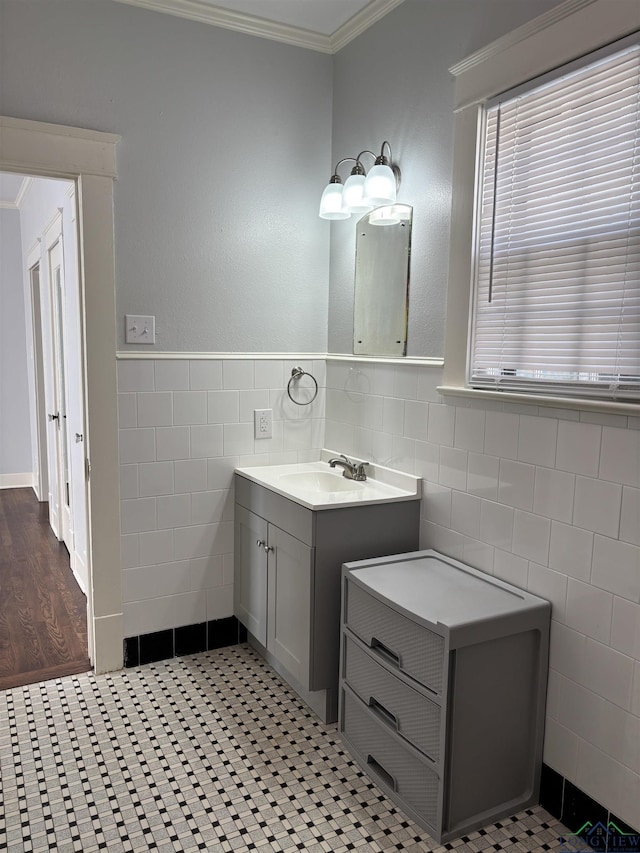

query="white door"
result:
[47,237,74,554]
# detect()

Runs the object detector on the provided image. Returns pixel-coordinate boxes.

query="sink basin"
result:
[279,471,363,494]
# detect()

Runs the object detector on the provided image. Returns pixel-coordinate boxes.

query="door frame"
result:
[1,115,122,674]
[26,244,49,503]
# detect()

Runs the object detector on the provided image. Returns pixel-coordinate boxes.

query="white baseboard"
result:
[71,551,88,596]
[0,472,34,489]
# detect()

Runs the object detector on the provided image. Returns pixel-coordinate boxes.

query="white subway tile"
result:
[565,578,613,645]
[156,426,190,461]
[156,494,190,529]
[479,500,514,550]
[117,359,155,392]
[546,670,561,720]
[573,476,621,538]
[223,422,255,456]
[138,461,174,497]
[207,456,238,491]
[207,390,239,424]
[174,459,208,493]
[427,404,455,447]
[369,364,395,396]
[123,591,206,637]
[533,467,574,523]
[137,392,173,427]
[580,638,635,710]
[122,562,191,603]
[391,436,415,474]
[620,486,640,546]
[451,491,481,538]
[517,414,558,468]
[118,393,137,428]
[139,529,174,566]
[422,482,452,527]
[592,536,640,603]
[575,741,640,830]
[223,553,234,586]
[190,555,224,590]
[453,407,485,453]
[415,440,439,483]
[392,365,419,401]
[382,397,405,436]
[119,428,155,464]
[416,370,442,403]
[325,420,354,456]
[254,360,284,389]
[484,411,519,460]
[493,549,528,588]
[173,391,207,425]
[190,359,223,391]
[467,453,499,500]
[439,446,467,491]
[404,400,429,441]
[174,521,233,560]
[512,510,550,564]
[498,459,535,511]
[239,389,270,422]
[611,597,640,660]
[555,420,601,477]
[542,718,578,782]
[223,360,254,390]
[548,521,593,580]
[191,490,226,526]
[154,359,190,391]
[121,533,140,570]
[549,621,587,681]
[600,426,640,488]
[463,538,494,574]
[352,427,374,463]
[207,584,234,620]
[527,562,567,621]
[633,662,640,716]
[120,464,139,500]
[190,424,224,459]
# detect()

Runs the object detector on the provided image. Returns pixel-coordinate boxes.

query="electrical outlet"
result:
[254,409,272,439]
[125,314,156,344]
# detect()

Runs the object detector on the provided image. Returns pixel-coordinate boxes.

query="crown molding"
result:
[449,0,598,76]
[15,176,33,208]
[112,0,403,53]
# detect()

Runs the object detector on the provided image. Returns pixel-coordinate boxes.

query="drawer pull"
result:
[366,755,397,792]
[368,696,398,730]
[371,637,400,668]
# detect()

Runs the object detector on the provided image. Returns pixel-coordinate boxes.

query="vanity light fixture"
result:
[319,141,401,220]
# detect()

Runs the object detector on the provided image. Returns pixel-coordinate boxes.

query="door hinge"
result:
[85,457,91,481]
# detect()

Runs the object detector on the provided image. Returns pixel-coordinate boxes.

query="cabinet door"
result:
[234,505,268,646]
[267,525,313,687]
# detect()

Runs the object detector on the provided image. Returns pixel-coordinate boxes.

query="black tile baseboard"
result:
[124,616,244,668]
[540,762,639,849]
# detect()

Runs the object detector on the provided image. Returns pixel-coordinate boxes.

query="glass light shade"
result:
[342,174,374,214]
[319,182,349,219]
[368,205,402,226]
[363,164,397,206]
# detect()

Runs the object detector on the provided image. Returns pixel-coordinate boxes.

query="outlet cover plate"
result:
[125,314,156,344]
[254,409,273,439]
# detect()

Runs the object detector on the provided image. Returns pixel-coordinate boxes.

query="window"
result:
[469,42,640,402]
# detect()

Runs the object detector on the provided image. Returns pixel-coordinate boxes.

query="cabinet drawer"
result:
[341,685,440,829]
[343,633,442,763]
[344,579,445,693]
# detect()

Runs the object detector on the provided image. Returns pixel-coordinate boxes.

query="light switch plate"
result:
[125,314,155,344]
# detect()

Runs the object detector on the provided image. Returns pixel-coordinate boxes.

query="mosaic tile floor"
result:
[1,645,571,853]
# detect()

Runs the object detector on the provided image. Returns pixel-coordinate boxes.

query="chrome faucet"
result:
[328,454,369,481]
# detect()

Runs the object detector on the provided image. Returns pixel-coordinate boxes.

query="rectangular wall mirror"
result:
[353,204,412,356]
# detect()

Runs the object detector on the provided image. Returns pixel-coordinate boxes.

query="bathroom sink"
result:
[279,471,363,494]
[235,452,421,510]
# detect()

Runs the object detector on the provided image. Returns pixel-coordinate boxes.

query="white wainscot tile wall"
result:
[117,357,325,638]
[324,359,640,829]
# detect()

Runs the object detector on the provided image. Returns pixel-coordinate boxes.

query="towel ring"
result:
[287,367,318,406]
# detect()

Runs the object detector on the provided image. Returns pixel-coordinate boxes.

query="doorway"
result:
[1,115,122,675]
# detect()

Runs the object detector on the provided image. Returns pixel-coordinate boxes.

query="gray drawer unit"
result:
[339,549,550,844]
[342,632,442,762]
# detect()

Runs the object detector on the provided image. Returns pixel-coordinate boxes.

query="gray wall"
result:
[328,0,565,357]
[0,208,32,476]
[0,0,333,353]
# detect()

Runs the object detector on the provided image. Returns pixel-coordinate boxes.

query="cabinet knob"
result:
[256,539,273,553]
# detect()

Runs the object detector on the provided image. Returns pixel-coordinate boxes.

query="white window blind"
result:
[470,43,640,401]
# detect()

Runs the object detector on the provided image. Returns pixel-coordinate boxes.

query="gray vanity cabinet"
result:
[234,473,420,723]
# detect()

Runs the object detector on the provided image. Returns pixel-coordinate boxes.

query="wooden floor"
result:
[0,488,90,691]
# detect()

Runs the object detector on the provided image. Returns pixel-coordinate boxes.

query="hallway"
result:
[0,488,90,690]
